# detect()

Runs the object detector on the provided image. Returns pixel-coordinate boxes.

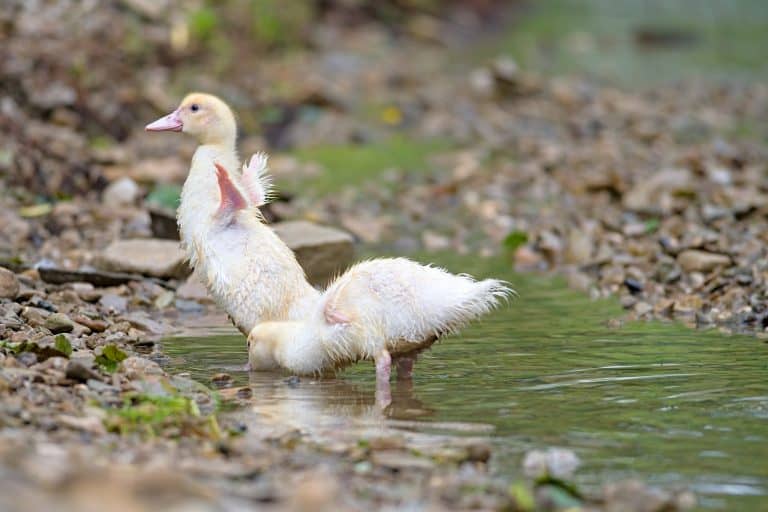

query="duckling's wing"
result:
[241,152,273,207]
[323,275,353,325]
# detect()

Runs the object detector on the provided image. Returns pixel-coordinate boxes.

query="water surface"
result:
[164,255,768,510]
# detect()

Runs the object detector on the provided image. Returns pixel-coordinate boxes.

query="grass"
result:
[286,135,450,195]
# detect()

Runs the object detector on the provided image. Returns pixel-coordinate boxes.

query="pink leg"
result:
[395,356,414,381]
[375,350,392,409]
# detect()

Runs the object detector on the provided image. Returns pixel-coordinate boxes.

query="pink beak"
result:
[145,109,183,132]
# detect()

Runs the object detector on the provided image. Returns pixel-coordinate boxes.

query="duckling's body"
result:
[248,258,511,381]
[146,93,316,334]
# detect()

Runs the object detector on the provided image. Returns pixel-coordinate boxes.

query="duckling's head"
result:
[247,321,303,371]
[145,92,236,146]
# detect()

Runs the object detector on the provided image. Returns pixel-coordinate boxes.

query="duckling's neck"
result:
[178,142,239,253]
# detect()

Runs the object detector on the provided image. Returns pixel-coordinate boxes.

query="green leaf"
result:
[102,344,128,363]
[54,335,72,357]
[95,343,128,373]
[146,183,182,210]
[644,217,660,233]
[503,230,529,252]
[508,482,535,511]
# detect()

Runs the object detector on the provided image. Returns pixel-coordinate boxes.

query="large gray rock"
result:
[98,238,190,279]
[0,267,20,299]
[273,221,354,285]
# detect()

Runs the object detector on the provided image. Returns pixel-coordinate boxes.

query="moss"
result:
[105,392,222,439]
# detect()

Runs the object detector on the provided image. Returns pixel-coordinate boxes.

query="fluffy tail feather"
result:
[434,277,515,337]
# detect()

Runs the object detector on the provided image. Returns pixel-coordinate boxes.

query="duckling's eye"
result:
[190,104,200,112]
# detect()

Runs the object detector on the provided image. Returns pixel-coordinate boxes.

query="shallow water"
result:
[163,255,768,510]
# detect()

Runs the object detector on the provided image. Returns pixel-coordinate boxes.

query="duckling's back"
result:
[325,258,512,354]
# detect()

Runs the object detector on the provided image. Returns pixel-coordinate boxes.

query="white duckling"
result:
[202,156,512,390]
[247,255,512,388]
[145,94,319,333]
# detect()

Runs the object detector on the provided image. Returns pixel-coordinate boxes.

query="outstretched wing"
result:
[241,152,274,207]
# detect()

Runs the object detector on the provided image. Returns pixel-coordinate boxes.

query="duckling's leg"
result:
[375,349,392,409]
[395,356,415,381]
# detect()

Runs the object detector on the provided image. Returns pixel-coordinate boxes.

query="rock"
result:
[564,230,592,265]
[469,68,495,98]
[57,414,106,435]
[603,479,693,512]
[148,206,179,240]
[677,250,731,273]
[38,267,142,287]
[0,267,20,299]
[65,361,101,383]
[21,306,50,327]
[120,356,163,379]
[211,373,233,388]
[72,315,109,332]
[522,448,581,479]
[514,245,543,271]
[121,312,164,335]
[99,293,128,314]
[634,302,653,316]
[370,450,436,471]
[154,290,175,309]
[272,221,354,285]
[566,271,592,292]
[123,157,187,184]
[176,274,212,303]
[43,313,75,334]
[102,177,140,207]
[623,168,693,213]
[98,238,190,279]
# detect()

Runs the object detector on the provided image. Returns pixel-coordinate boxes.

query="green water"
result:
[164,255,768,510]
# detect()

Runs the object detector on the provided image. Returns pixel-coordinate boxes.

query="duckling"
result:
[247,257,513,388]
[146,94,318,333]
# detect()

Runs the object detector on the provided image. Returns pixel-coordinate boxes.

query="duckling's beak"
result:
[145,109,182,132]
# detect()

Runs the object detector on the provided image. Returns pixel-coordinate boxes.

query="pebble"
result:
[102,177,140,207]
[677,250,731,273]
[65,361,101,383]
[0,268,20,299]
[43,313,75,334]
[99,294,128,315]
[522,448,581,479]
